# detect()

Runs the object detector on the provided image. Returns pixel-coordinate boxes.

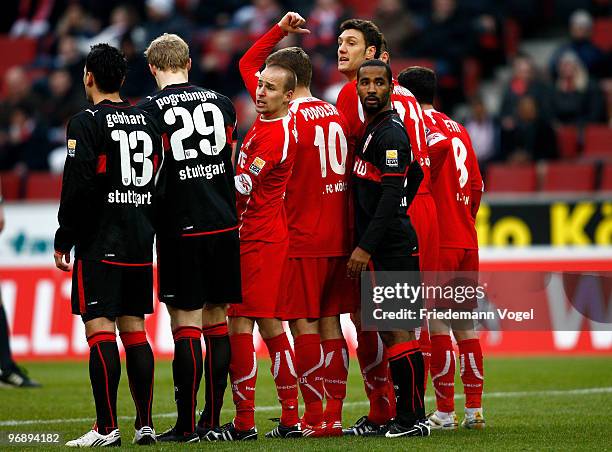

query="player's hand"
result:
[278,12,310,34]
[54,250,71,272]
[347,247,371,278]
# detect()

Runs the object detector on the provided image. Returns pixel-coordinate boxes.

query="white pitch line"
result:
[1,386,611,427]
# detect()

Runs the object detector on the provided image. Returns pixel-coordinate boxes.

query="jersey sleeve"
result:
[239,24,287,101]
[425,124,450,181]
[462,126,484,218]
[54,114,98,253]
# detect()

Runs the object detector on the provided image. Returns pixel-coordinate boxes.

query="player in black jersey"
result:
[139,33,241,443]
[54,44,163,447]
[348,60,429,439]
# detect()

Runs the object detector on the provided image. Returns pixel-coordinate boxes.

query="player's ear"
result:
[365,45,376,60]
[187,58,192,72]
[285,89,294,103]
[148,64,157,77]
[85,71,95,88]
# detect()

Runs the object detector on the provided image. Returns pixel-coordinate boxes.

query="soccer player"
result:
[238,12,353,437]
[0,181,40,388]
[139,33,241,442]
[336,19,437,434]
[215,63,299,441]
[398,67,485,430]
[54,43,163,447]
[350,59,428,438]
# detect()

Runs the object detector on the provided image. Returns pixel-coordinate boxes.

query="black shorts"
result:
[71,260,153,323]
[157,229,242,310]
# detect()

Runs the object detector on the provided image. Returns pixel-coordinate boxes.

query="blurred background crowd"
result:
[0,0,611,194]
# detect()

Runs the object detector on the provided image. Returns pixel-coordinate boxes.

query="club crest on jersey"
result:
[67,139,77,157]
[249,157,266,175]
[386,150,398,167]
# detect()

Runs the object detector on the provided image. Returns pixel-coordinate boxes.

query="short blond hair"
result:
[144,33,190,71]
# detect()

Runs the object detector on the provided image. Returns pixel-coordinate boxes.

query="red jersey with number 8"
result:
[424,109,483,249]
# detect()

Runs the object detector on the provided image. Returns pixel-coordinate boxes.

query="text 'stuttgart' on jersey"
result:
[55,100,164,264]
[423,108,484,249]
[138,83,238,237]
[336,79,431,194]
[235,113,298,243]
[352,109,423,257]
[287,97,352,257]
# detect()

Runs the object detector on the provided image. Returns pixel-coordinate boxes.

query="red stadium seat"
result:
[601,163,612,191]
[542,162,595,192]
[556,125,579,159]
[486,163,537,192]
[583,125,612,159]
[25,172,63,200]
[0,35,37,80]
[0,171,23,200]
[592,18,612,52]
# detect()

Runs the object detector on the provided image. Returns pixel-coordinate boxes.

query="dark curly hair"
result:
[85,43,127,94]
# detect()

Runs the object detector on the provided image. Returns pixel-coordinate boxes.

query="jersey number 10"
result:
[314,122,348,177]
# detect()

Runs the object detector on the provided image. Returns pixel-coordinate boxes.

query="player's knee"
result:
[320,315,342,340]
[84,316,116,337]
[116,315,145,333]
[202,304,228,326]
[167,306,202,330]
[380,329,416,348]
[257,318,285,339]
[453,328,477,341]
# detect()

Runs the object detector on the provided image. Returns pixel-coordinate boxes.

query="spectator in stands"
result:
[503,96,558,163]
[120,33,156,99]
[40,70,84,138]
[302,0,346,60]
[1,103,52,171]
[54,36,87,92]
[500,53,552,136]
[75,4,138,55]
[551,51,606,126]
[233,0,281,41]
[464,95,500,169]
[55,2,99,40]
[373,0,416,57]
[135,0,193,51]
[549,10,607,79]
[9,0,53,38]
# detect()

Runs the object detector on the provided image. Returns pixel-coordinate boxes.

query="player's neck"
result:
[157,71,189,89]
[261,105,289,121]
[292,86,312,99]
[344,72,357,83]
[365,104,392,123]
[421,103,434,111]
[92,91,122,105]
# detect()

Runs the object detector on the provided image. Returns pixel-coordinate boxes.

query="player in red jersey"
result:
[336,19,437,435]
[238,12,353,437]
[398,67,485,431]
[218,63,300,441]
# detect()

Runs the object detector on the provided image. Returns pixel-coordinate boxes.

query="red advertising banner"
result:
[1,259,611,359]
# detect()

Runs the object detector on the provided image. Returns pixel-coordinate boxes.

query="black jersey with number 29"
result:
[139,83,238,236]
[55,100,164,264]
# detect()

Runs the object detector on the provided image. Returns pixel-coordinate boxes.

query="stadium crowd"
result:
[0,0,611,177]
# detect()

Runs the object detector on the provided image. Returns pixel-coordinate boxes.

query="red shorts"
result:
[432,248,480,310]
[280,257,358,320]
[409,194,439,272]
[228,240,288,318]
[437,248,479,272]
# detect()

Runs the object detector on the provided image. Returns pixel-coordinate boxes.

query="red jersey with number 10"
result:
[286,97,352,257]
[423,109,483,249]
[336,79,431,194]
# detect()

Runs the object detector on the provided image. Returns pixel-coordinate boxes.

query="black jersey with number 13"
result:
[139,83,238,236]
[55,100,164,264]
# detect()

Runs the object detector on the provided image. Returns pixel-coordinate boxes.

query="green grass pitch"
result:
[1,356,612,451]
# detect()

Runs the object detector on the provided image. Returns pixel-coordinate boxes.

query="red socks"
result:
[458,338,484,408]
[418,328,431,393]
[263,333,299,427]
[431,334,456,413]
[229,333,258,431]
[294,334,324,426]
[356,330,394,425]
[321,338,349,424]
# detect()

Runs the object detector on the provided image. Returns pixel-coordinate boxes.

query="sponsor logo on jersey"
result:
[426,132,447,147]
[67,139,77,157]
[386,150,398,167]
[249,157,266,175]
